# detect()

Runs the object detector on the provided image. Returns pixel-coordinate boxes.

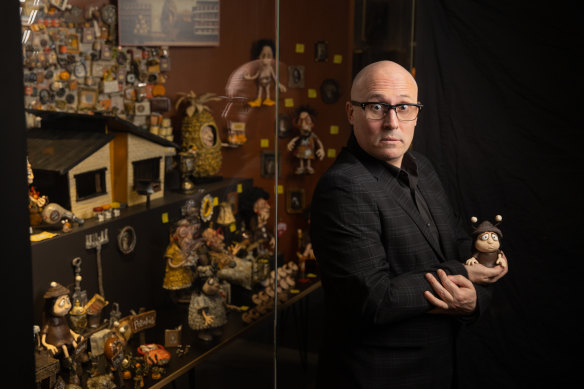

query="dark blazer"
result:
[311,135,486,388]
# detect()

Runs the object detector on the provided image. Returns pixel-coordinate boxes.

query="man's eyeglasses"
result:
[350,101,423,121]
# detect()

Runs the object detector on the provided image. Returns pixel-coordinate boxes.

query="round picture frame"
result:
[117,225,137,254]
[320,78,340,104]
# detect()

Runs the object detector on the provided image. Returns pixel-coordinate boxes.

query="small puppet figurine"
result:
[27,157,48,226]
[188,270,229,342]
[465,215,508,268]
[40,281,84,359]
[245,39,287,107]
[162,218,201,293]
[287,105,325,174]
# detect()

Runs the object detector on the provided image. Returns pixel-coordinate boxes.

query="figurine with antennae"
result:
[465,215,508,268]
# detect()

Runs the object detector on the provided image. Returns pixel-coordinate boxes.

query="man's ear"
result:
[345,101,354,125]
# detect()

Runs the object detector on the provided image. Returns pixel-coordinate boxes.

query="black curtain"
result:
[2,1,35,387]
[414,1,582,387]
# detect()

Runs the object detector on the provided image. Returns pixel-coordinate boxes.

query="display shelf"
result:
[30,175,321,388]
[142,279,321,389]
[30,177,252,326]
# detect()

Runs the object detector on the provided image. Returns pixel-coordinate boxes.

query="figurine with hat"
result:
[40,281,84,359]
[465,215,508,268]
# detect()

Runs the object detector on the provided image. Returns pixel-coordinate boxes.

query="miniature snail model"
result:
[465,215,508,268]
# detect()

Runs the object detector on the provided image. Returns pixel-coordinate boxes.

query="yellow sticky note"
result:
[327,148,336,158]
[278,185,284,194]
[237,184,243,193]
[308,89,317,98]
[333,54,343,64]
[295,43,305,53]
[260,138,269,148]
[161,212,169,223]
[330,125,339,135]
[213,196,219,206]
[285,98,294,107]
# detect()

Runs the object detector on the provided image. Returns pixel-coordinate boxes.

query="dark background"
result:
[414,1,582,387]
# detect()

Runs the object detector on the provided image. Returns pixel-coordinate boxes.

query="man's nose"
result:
[383,108,399,128]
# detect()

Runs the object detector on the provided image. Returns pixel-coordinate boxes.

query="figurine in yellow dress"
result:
[162,219,200,291]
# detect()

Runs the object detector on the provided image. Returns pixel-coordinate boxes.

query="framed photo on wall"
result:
[314,41,328,62]
[118,0,220,46]
[288,65,305,88]
[260,150,280,179]
[286,188,305,214]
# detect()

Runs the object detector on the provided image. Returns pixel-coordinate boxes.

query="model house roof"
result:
[26,109,179,174]
[27,127,115,174]
[26,109,179,149]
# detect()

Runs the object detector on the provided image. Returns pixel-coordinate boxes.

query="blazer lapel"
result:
[374,165,446,261]
[345,134,446,261]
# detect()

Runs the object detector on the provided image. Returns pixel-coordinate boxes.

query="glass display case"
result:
[12,0,414,387]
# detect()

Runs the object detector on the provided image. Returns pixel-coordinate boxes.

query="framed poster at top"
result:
[118,0,220,46]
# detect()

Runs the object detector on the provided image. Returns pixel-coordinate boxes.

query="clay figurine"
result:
[162,218,201,295]
[188,274,228,342]
[287,105,324,174]
[465,215,508,268]
[245,39,287,107]
[40,281,84,360]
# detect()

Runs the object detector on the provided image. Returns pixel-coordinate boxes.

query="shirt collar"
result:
[345,131,419,186]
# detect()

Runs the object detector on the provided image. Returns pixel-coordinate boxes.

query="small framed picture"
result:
[260,151,280,179]
[277,113,293,138]
[288,65,305,88]
[78,88,98,110]
[286,188,305,214]
[117,225,137,255]
[65,33,80,53]
[314,41,328,62]
[164,328,182,348]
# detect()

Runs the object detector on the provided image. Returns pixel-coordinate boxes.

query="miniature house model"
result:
[26,111,177,219]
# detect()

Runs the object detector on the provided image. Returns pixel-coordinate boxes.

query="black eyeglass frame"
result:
[350,101,423,121]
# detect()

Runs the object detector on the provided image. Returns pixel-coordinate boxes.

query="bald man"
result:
[311,61,507,388]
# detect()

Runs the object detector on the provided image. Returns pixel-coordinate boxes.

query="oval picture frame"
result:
[117,225,137,254]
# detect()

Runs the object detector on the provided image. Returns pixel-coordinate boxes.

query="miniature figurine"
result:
[188,274,228,342]
[245,39,287,107]
[27,157,48,226]
[286,105,325,174]
[162,218,201,299]
[296,207,317,280]
[28,157,84,231]
[40,282,84,360]
[237,187,275,284]
[465,215,508,268]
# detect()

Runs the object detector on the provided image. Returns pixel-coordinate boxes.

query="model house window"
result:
[133,157,161,184]
[75,168,107,200]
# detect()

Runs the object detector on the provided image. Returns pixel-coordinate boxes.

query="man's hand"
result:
[464,251,509,285]
[424,269,477,315]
